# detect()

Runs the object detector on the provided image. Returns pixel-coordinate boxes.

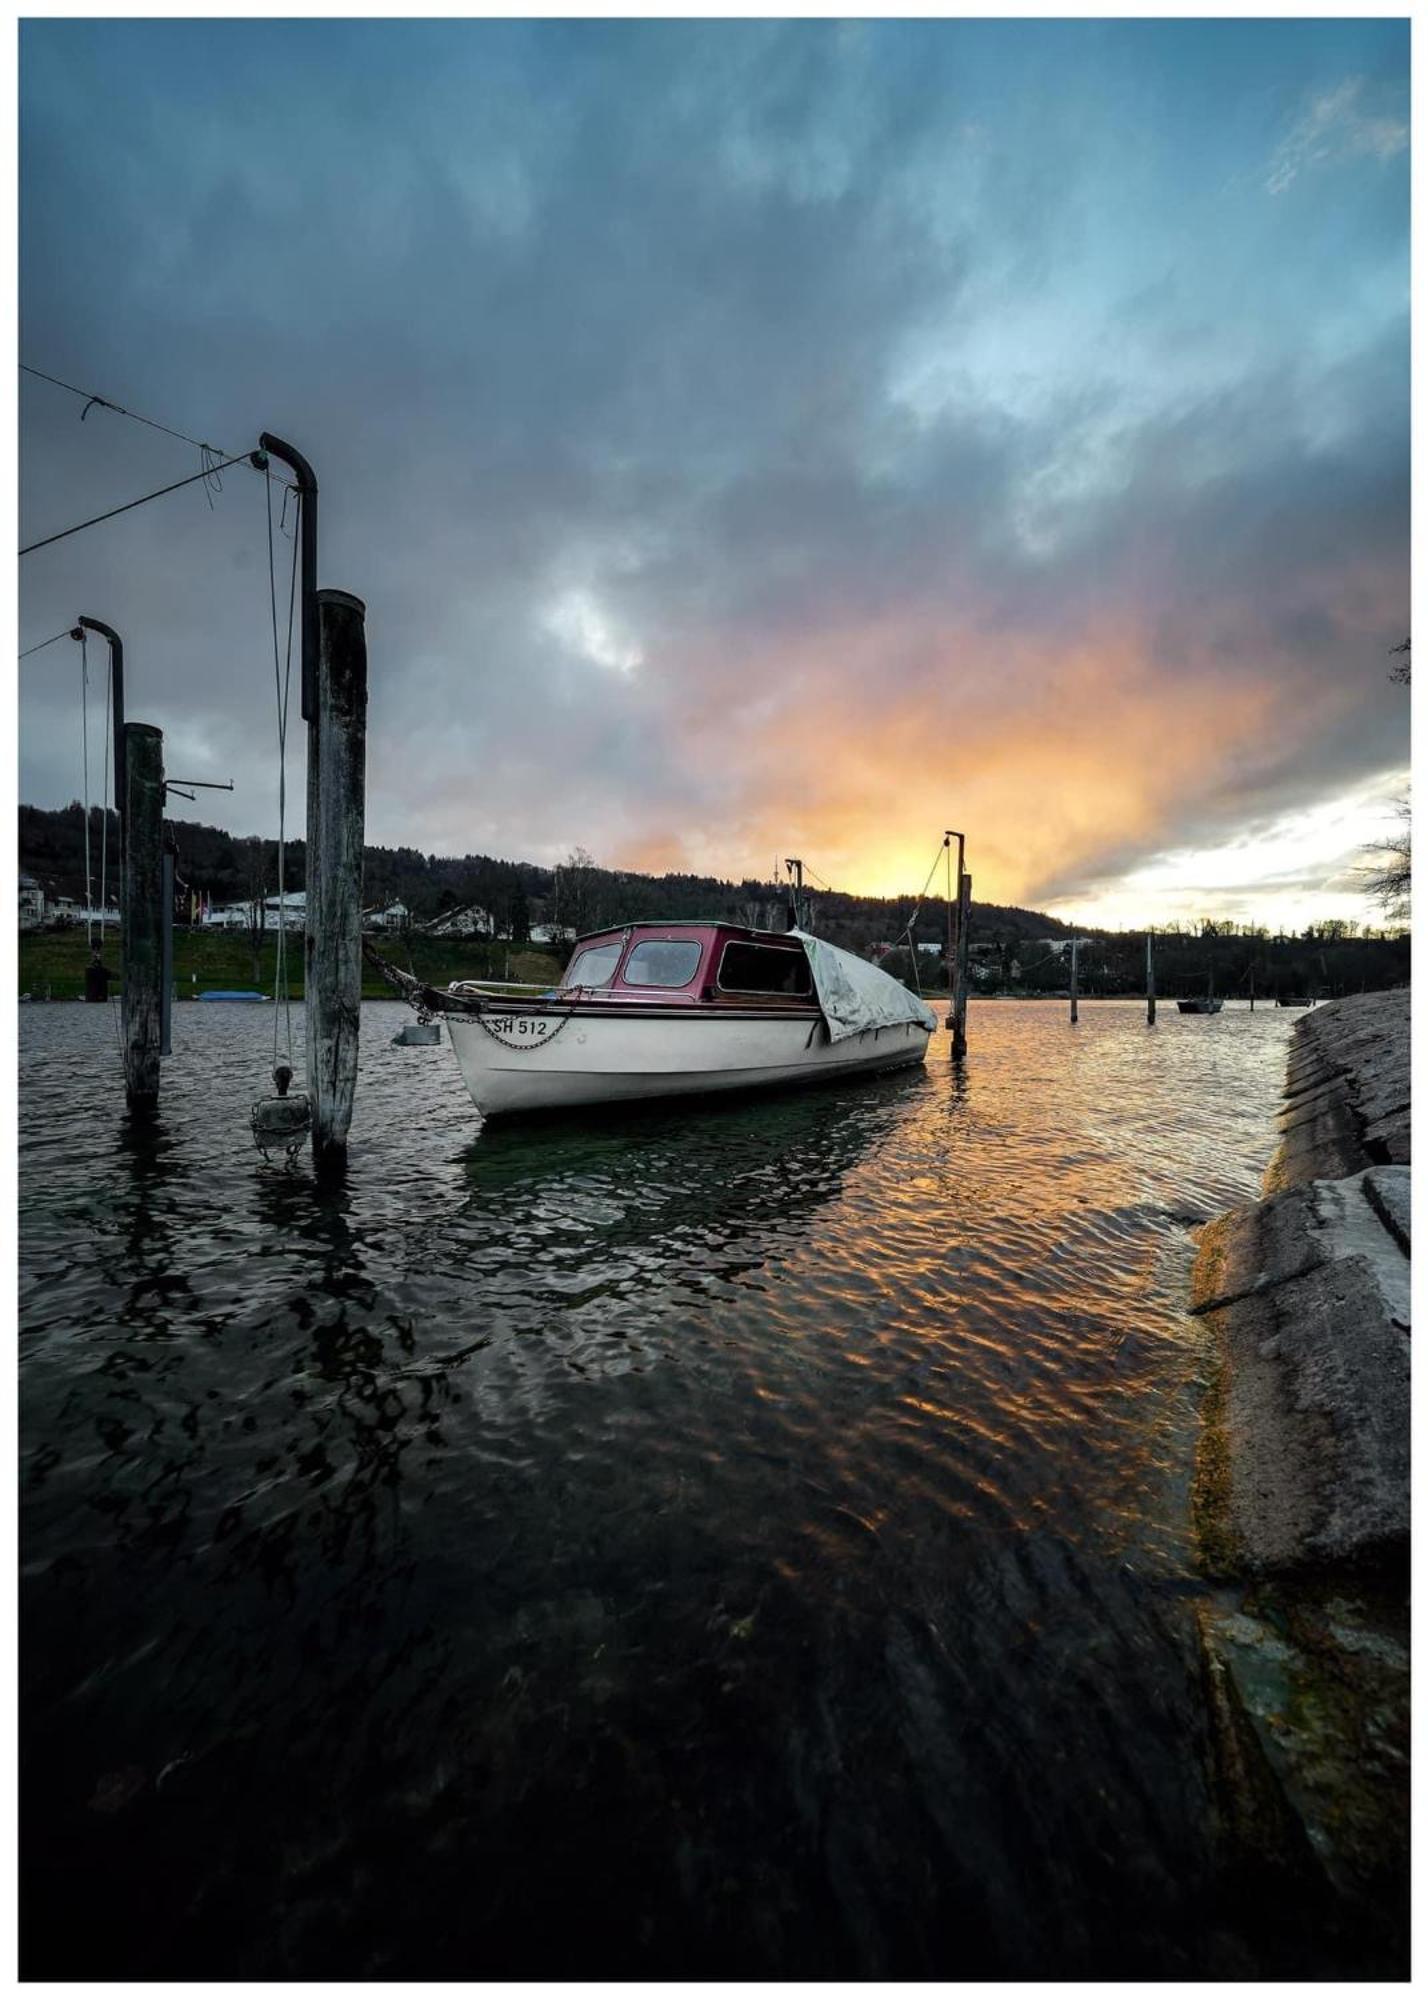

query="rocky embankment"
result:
[1191,989,1409,1974]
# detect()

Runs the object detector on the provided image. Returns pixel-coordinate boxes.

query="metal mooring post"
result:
[122,722,164,1111]
[952,868,972,1058]
[76,617,126,834]
[306,589,368,1164]
[1146,928,1157,1025]
[1070,937,1080,1025]
[256,435,318,722]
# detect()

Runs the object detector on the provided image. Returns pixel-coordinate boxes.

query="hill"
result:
[18,802,1074,951]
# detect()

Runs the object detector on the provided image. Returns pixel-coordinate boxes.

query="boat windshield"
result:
[561,940,622,989]
[622,939,703,988]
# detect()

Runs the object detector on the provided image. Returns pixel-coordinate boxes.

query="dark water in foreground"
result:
[22,998,1305,1978]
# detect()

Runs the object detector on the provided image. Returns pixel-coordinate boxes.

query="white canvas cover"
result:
[791,930,938,1044]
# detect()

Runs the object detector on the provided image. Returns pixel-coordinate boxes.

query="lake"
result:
[21,997,1310,1978]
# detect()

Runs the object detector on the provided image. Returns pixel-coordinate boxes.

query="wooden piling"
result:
[306,589,368,1163]
[1070,937,1079,1025]
[122,722,164,1111]
[1146,928,1156,1025]
[951,870,971,1057]
[160,844,174,1058]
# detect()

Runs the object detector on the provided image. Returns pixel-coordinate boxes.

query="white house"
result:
[527,921,567,946]
[424,903,497,939]
[364,900,411,933]
[19,874,45,929]
[205,891,306,932]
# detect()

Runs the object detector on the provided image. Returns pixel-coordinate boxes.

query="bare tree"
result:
[558,847,602,939]
[1363,798,1411,922]
[241,835,268,986]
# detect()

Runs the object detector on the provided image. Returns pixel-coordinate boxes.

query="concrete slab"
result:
[1192,1186,1326,1315]
[1200,1186,1409,1572]
[1363,1166,1410,1255]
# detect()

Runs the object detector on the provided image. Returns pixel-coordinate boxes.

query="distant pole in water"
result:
[944,829,965,1042]
[1146,928,1156,1025]
[952,867,972,1058]
[122,722,164,1111]
[1249,957,1255,1012]
[785,856,806,931]
[1070,936,1079,1025]
[306,589,369,1165]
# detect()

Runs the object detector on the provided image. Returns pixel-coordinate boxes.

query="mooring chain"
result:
[473,999,580,1052]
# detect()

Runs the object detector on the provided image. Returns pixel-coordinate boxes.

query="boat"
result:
[369,921,937,1117]
[1178,963,1223,1015]
[1276,996,1311,1008]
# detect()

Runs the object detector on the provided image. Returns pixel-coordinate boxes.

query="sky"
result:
[17,18,1410,931]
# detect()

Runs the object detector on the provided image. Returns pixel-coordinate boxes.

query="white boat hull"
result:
[445,1007,931,1117]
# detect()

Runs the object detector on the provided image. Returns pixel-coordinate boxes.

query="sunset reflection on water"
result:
[22,998,1310,1979]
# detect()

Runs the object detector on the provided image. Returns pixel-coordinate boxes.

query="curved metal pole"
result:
[76,616,124,831]
[258,434,318,721]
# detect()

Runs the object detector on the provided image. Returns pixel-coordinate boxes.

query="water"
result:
[22,998,1300,1978]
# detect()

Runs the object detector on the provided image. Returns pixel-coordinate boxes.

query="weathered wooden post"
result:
[952,869,972,1058]
[122,722,164,1111]
[160,840,174,1058]
[1146,927,1156,1025]
[306,589,368,1164]
[1249,957,1256,1012]
[1070,936,1080,1025]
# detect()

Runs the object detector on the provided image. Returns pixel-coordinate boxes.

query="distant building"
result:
[202,892,304,932]
[364,900,411,933]
[423,903,497,939]
[527,921,567,946]
[19,873,44,929]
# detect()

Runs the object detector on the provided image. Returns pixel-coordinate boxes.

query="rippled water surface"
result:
[22,998,1299,1978]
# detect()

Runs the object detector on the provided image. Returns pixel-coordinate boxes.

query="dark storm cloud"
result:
[18,19,1409,916]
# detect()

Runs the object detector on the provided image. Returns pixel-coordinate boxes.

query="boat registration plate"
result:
[497,1014,556,1040]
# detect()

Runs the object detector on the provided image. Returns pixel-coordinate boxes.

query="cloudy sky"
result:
[19,19,1409,928]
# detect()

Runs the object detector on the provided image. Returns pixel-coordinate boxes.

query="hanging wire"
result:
[79,633,93,950]
[19,627,75,661]
[21,362,227,455]
[892,837,950,953]
[20,452,257,558]
[200,442,226,509]
[266,470,301,1069]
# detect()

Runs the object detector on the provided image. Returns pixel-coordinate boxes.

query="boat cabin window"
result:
[562,940,623,989]
[622,939,703,988]
[717,941,813,996]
